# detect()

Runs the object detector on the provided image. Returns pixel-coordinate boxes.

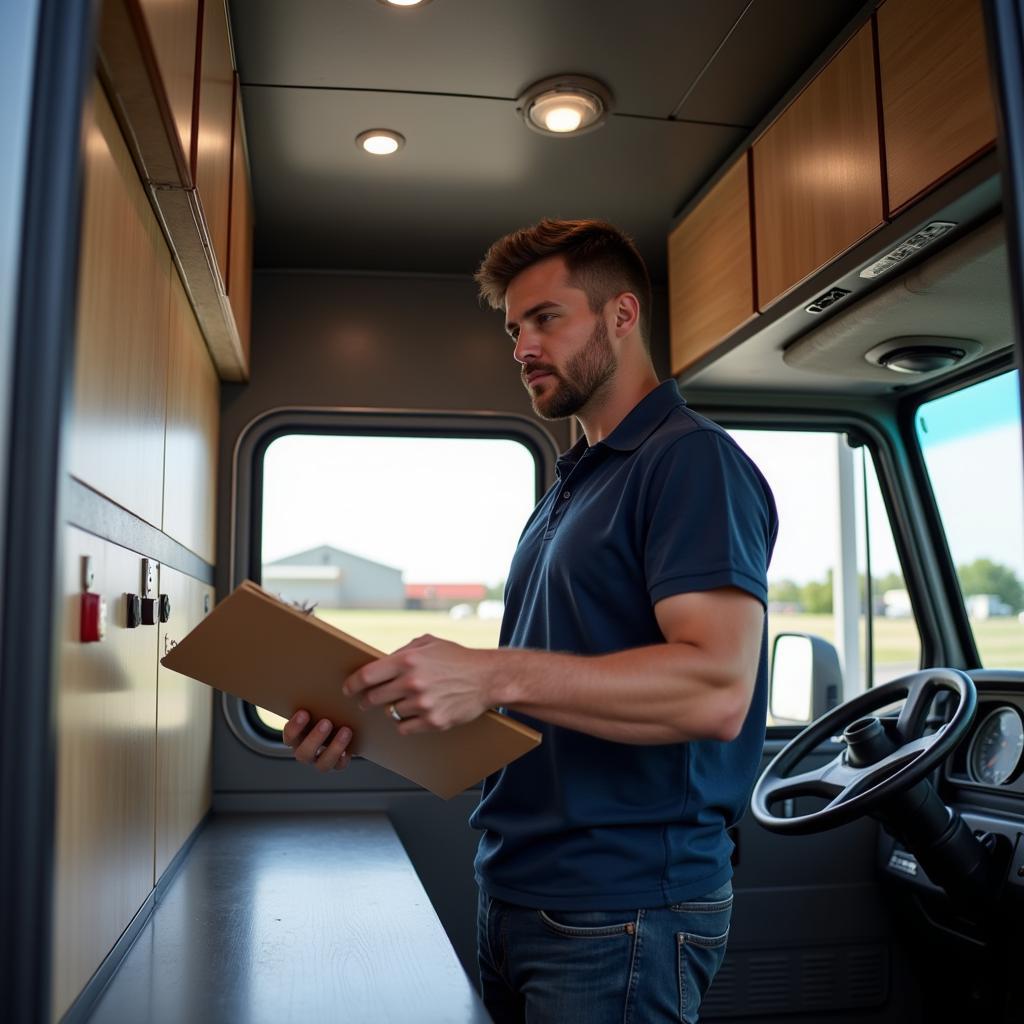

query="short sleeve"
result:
[643,429,777,608]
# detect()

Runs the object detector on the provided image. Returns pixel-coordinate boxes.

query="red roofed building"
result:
[404,582,487,610]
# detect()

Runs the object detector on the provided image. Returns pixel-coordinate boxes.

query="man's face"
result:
[503,256,617,421]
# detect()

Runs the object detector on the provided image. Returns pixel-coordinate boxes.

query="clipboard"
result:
[160,580,541,799]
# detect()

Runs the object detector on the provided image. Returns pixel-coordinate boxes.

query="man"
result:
[284,219,777,1023]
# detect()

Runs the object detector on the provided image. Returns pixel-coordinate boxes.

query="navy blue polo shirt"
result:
[470,380,778,911]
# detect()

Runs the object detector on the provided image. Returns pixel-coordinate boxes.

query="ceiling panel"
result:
[673,0,870,127]
[245,88,745,278]
[231,0,752,121]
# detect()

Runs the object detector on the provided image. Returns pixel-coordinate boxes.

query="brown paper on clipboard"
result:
[160,580,540,799]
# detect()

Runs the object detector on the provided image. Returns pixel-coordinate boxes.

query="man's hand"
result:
[282,709,353,772]
[342,634,496,735]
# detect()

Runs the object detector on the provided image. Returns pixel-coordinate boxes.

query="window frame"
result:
[224,407,557,757]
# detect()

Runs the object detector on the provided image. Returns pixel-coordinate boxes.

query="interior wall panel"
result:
[163,270,219,563]
[52,528,159,1021]
[70,81,170,527]
[155,566,214,879]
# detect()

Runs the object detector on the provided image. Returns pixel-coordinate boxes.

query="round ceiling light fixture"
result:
[355,129,406,156]
[378,0,432,7]
[864,336,982,375]
[516,75,612,137]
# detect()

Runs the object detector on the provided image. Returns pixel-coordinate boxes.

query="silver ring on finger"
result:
[387,702,403,722]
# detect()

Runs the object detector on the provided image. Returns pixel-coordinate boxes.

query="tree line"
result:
[768,558,1024,615]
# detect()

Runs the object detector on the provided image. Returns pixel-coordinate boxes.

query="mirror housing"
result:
[770,632,843,725]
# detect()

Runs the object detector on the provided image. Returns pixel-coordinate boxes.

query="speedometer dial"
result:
[968,707,1024,786]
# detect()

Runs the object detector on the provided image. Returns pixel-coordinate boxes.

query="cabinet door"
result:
[163,270,219,563]
[668,155,756,375]
[70,80,170,527]
[877,0,996,214]
[138,0,199,168]
[52,530,159,1021]
[193,0,234,284]
[753,22,884,308]
[228,75,253,365]
[155,566,214,879]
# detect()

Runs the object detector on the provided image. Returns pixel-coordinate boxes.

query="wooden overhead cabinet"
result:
[877,0,997,214]
[752,22,884,309]
[668,155,757,375]
[193,0,235,286]
[228,76,254,365]
[137,0,199,168]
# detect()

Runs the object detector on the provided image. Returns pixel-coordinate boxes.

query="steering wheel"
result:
[751,669,976,835]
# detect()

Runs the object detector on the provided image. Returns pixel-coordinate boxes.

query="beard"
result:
[523,317,617,421]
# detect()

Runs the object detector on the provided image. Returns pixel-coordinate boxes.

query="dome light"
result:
[356,129,405,156]
[379,0,431,7]
[516,75,612,137]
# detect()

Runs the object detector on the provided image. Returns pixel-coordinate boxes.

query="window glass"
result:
[915,370,1024,667]
[728,429,921,720]
[255,433,538,731]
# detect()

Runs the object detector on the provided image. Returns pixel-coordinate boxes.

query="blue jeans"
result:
[477,881,733,1023]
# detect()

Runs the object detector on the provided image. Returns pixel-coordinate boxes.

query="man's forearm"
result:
[486,644,752,745]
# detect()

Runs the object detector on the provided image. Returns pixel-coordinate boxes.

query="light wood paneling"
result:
[752,22,884,308]
[227,75,253,366]
[163,271,219,562]
[155,566,214,879]
[878,0,996,213]
[668,155,756,375]
[193,0,234,284]
[52,529,159,1021]
[70,81,170,526]
[138,0,200,170]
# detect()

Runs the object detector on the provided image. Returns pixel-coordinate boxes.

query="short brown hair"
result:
[475,219,652,343]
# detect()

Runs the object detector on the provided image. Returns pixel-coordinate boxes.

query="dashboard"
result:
[880,670,1024,914]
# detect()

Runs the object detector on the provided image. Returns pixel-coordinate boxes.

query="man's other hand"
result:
[282,709,353,772]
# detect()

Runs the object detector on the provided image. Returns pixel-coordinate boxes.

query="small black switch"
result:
[159,593,171,623]
[125,593,142,629]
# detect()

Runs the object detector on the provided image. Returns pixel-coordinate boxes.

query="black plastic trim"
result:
[0,3,95,1022]
[983,0,1024,450]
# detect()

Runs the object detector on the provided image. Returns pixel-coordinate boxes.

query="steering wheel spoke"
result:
[895,674,938,742]
[759,753,857,806]
[752,668,977,834]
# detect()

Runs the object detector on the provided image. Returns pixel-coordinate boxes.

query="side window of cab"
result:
[727,428,922,725]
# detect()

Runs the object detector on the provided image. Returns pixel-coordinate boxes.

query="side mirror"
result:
[769,633,843,725]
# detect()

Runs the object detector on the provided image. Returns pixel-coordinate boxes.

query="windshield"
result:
[915,370,1024,666]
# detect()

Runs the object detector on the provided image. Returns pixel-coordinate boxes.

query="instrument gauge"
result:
[968,707,1024,786]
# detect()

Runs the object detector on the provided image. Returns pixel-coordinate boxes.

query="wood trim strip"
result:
[66,477,214,586]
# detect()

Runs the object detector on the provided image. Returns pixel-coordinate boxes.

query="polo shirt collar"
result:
[600,380,687,452]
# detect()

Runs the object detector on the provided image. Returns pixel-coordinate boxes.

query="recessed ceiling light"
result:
[378,0,432,7]
[356,129,405,156]
[516,75,612,137]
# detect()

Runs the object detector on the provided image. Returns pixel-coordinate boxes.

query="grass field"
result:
[256,607,1024,731]
[315,608,1024,672]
